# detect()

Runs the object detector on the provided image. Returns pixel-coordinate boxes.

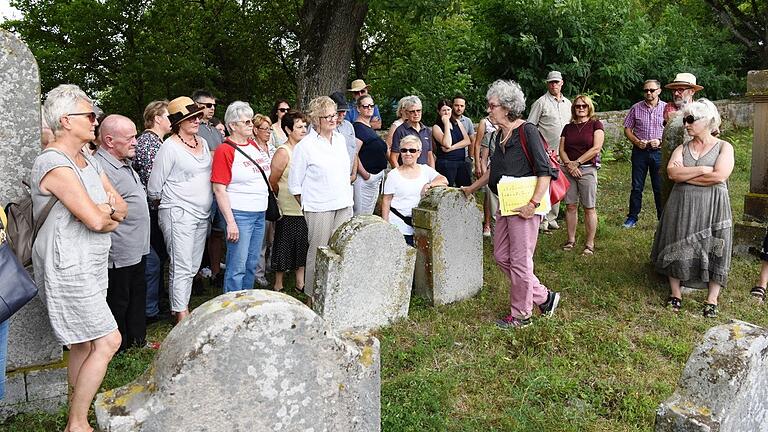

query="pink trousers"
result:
[493,214,549,319]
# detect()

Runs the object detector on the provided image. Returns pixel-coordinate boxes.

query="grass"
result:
[3,129,764,432]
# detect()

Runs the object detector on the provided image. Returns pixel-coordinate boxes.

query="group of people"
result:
[0,68,753,430]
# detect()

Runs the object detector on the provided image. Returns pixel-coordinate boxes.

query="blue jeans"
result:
[224,210,266,293]
[628,148,662,220]
[144,246,162,317]
[0,319,8,399]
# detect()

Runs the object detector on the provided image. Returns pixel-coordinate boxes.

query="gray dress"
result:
[651,141,732,288]
[31,149,117,345]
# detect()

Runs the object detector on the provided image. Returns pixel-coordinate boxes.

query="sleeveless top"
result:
[276,144,302,216]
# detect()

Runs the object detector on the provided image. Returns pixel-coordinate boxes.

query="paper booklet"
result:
[496,176,551,216]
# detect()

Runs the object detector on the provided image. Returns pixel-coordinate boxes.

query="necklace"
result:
[176,133,199,149]
[575,119,589,134]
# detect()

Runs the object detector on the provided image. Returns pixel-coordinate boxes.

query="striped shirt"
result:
[624,100,667,141]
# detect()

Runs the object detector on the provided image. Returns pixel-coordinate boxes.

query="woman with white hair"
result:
[31,84,126,431]
[651,98,734,318]
[211,101,270,292]
[288,96,353,302]
[462,79,561,329]
[148,96,212,323]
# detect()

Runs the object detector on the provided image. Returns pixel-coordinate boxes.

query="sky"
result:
[0,0,21,22]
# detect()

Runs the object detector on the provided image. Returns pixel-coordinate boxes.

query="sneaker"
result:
[539,291,561,317]
[255,276,269,288]
[483,226,491,237]
[702,303,718,318]
[548,220,560,230]
[495,315,532,329]
[622,217,637,228]
[199,266,213,278]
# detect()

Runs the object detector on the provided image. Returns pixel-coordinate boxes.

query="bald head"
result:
[100,114,137,160]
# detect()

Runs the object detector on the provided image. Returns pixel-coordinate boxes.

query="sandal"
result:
[702,303,718,318]
[581,245,594,256]
[666,296,682,312]
[750,286,765,301]
[562,241,576,251]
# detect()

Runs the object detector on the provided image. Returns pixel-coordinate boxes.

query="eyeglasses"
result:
[256,126,271,131]
[359,104,375,109]
[573,104,588,109]
[237,119,254,126]
[319,114,336,121]
[643,88,659,93]
[683,115,701,124]
[198,103,216,109]
[406,109,422,114]
[277,107,289,113]
[673,88,692,94]
[67,112,97,123]
[487,102,501,110]
[355,89,368,95]
[399,148,420,153]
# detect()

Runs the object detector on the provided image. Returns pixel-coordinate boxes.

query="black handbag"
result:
[0,218,39,322]
[226,142,282,222]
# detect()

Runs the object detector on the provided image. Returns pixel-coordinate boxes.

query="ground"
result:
[4,128,765,432]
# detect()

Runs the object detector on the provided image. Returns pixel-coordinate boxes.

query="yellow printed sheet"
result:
[497,176,551,216]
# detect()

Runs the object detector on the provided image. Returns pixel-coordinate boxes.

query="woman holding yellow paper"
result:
[558,95,604,256]
[462,79,561,329]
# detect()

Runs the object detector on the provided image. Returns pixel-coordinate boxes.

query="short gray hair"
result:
[43,84,93,132]
[683,98,721,133]
[401,95,422,112]
[486,79,526,120]
[224,101,254,128]
[399,135,421,150]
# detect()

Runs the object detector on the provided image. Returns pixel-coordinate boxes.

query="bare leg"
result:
[66,342,93,405]
[483,193,491,230]
[706,281,721,305]
[295,266,305,290]
[565,204,578,244]
[175,309,189,323]
[584,207,597,249]
[274,271,285,291]
[758,261,768,288]
[65,330,121,432]
[669,276,682,299]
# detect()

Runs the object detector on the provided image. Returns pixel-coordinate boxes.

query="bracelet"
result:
[529,199,540,208]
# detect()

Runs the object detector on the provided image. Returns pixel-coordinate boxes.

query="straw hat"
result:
[347,79,370,92]
[664,73,704,91]
[167,96,204,126]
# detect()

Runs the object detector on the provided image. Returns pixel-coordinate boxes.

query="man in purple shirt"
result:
[622,79,667,228]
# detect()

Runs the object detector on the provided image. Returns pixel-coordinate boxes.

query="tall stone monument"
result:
[95,290,381,432]
[734,70,768,255]
[0,29,67,419]
[412,187,483,305]
[314,215,416,331]
[656,320,768,431]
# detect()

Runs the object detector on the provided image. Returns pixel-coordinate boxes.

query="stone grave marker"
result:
[314,215,416,331]
[0,28,66,420]
[412,187,483,305]
[95,290,381,432]
[656,320,768,431]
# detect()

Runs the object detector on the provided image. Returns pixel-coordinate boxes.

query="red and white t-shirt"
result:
[211,138,271,212]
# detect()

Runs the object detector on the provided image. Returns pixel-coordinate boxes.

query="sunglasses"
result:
[643,88,659,93]
[573,104,588,109]
[185,113,204,122]
[199,103,216,109]
[359,104,375,109]
[399,148,420,153]
[683,115,701,124]
[277,107,290,113]
[67,111,97,122]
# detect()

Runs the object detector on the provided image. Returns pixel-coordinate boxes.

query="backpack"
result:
[4,181,57,268]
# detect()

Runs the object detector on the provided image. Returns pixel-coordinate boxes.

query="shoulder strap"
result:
[226,142,274,193]
[517,122,537,174]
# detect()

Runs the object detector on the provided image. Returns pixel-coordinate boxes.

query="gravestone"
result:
[655,320,768,431]
[412,187,483,305]
[0,29,66,420]
[95,290,381,432]
[734,70,768,255]
[314,215,416,331]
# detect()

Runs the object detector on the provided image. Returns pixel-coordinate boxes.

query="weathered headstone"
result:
[95,290,381,432]
[0,29,66,420]
[314,215,416,331]
[656,320,768,431]
[734,70,768,255]
[412,187,483,305]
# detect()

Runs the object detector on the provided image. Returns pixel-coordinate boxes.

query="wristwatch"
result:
[529,199,540,208]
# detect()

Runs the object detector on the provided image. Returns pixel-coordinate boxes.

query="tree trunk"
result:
[295,0,369,109]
